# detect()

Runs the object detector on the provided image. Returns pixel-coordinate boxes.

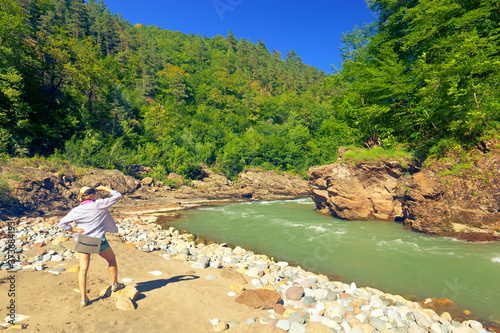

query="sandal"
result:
[80,297,90,307]
[111,283,125,292]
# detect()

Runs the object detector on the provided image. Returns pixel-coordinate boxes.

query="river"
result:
[171,198,500,323]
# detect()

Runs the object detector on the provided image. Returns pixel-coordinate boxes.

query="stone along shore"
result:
[0,216,495,333]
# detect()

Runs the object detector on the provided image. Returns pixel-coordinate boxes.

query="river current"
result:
[172,198,500,323]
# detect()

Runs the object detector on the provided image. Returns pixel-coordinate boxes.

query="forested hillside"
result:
[333,0,500,160]
[1,0,499,181]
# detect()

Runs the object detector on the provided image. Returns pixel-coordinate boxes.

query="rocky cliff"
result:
[0,160,140,218]
[309,160,413,222]
[308,140,500,241]
[0,159,308,219]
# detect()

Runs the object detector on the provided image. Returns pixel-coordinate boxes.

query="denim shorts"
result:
[99,235,110,253]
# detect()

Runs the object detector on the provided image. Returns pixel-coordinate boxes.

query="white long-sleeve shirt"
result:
[58,191,122,239]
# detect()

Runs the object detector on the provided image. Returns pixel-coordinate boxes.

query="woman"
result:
[59,185,124,307]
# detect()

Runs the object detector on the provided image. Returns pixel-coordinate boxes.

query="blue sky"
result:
[101,0,376,73]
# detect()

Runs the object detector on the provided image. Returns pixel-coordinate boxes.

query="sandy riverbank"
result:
[1,213,498,333]
[0,233,271,332]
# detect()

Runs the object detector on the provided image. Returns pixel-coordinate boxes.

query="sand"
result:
[0,234,272,333]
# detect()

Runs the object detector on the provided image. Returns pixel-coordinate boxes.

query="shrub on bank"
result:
[341,146,414,166]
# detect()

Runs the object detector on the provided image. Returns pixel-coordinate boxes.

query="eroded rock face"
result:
[403,170,448,233]
[0,161,140,218]
[0,161,308,219]
[404,142,500,240]
[237,169,308,200]
[308,140,500,241]
[309,160,412,222]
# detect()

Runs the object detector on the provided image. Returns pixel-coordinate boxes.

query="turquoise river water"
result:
[172,198,500,323]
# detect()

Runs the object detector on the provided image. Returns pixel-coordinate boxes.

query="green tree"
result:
[4,0,330,177]
[0,0,31,154]
[336,0,500,152]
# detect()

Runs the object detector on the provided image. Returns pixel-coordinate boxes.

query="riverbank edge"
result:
[113,200,500,332]
[1,199,498,332]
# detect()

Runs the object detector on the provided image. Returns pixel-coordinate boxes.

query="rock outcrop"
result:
[0,160,308,219]
[309,160,414,222]
[0,160,139,218]
[404,140,500,240]
[308,140,500,241]
[237,169,309,200]
[123,166,308,206]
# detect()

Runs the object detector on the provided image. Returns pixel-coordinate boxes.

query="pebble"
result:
[210,260,221,268]
[429,323,441,333]
[3,216,495,333]
[286,285,305,301]
[276,319,291,331]
[370,316,390,332]
[309,314,323,323]
[371,308,385,318]
[212,321,227,332]
[245,318,256,325]
[51,255,63,262]
[47,267,65,274]
[251,278,261,286]
[414,312,432,327]
[66,265,79,273]
[341,321,352,333]
[289,322,306,333]
[288,313,305,324]
[303,296,315,306]
[350,327,364,333]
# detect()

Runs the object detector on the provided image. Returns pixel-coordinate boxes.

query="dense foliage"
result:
[333,0,500,158]
[1,0,499,180]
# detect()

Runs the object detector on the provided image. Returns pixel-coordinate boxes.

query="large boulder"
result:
[191,165,230,191]
[234,289,281,310]
[309,160,412,221]
[308,140,500,241]
[77,169,140,195]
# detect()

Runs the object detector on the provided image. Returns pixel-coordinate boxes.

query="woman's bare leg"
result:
[99,247,117,285]
[78,253,91,300]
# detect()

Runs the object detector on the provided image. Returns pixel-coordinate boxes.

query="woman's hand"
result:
[95,185,112,193]
[72,227,84,233]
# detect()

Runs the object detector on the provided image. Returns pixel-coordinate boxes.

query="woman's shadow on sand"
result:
[135,275,199,301]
